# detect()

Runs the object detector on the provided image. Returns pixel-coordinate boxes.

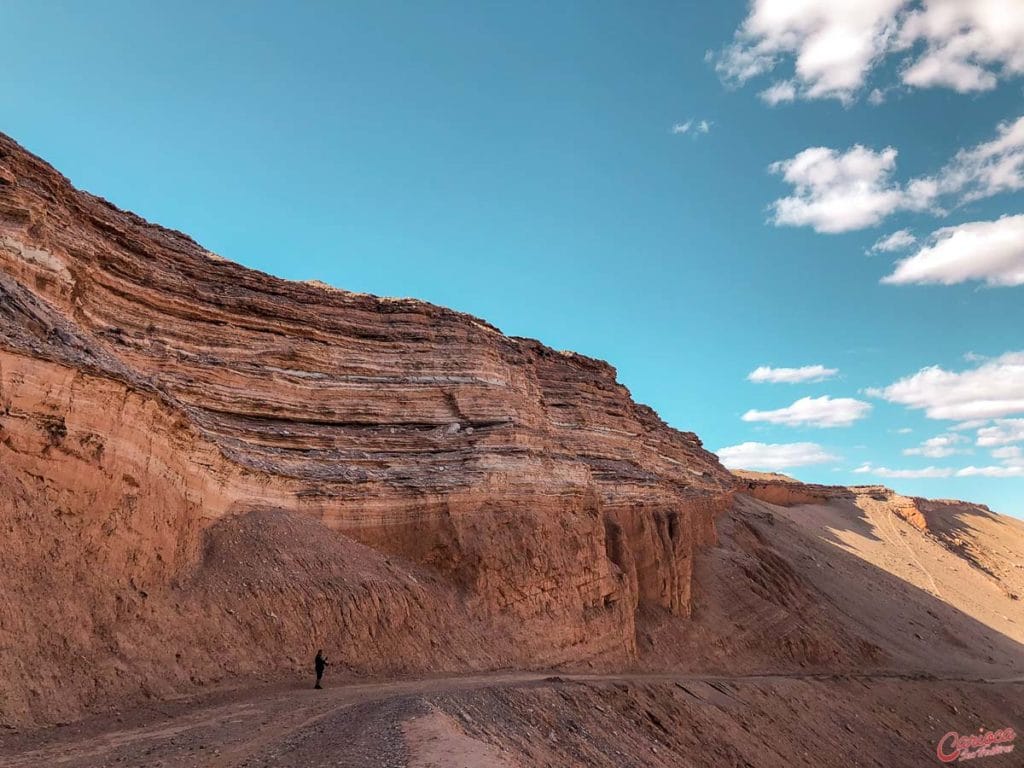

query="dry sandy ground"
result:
[632,491,1024,684]
[1,493,1021,766]
[404,708,530,768]
[780,492,1024,651]
[0,671,1021,767]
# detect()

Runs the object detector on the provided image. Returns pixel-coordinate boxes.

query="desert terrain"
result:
[1,131,1022,766]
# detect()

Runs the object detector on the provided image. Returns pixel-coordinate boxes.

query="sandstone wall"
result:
[0,132,734,724]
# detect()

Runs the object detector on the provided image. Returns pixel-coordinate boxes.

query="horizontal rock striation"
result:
[0,133,733,724]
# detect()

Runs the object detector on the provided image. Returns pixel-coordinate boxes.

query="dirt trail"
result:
[874,497,945,599]
[1,669,1021,768]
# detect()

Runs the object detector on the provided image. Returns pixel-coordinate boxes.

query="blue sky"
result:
[2,1,1023,515]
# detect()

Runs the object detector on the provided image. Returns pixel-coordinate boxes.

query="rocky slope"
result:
[737,472,1024,606]
[2,489,1021,767]
[2,132,1022,745]
[0,132,731,726]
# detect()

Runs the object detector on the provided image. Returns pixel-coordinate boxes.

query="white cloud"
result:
[717,441,837,470]
[977,419,1024,446]
[770,117,1024,235]
[747,364,839,384]
[868,352,1024,420]
[956,465,1024,477]
[769,145,913,233]
[975,440,1024,474]
[900,47,998,92]
[896,1,1024,93]
[902,433,966,457]
[716,1,1024,103]
[715,0,905,102]
[760,80,797,105]
[672,119,712,137]
[742,395,872,427]
[867,87,888,105]
[870,229,917,252]
[855,463,954,478]
[991,445,1023,461]
[882,214,1024,286]
[857,421,1024,479]
[926,116,1024,202]
[854,456,1024,478]
[952,419,989,431]
[896,427,914,434]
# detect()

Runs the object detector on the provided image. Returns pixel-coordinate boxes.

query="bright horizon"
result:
[2,1,1022,515]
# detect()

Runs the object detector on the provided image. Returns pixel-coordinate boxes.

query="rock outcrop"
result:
[0,133,734,725]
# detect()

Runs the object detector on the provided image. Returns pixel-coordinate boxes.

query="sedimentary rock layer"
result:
[0,132,733,724]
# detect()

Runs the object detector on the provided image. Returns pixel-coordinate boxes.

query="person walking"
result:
[314,649,328,689]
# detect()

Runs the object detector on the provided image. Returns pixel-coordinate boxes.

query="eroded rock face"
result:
[0,133,733,724]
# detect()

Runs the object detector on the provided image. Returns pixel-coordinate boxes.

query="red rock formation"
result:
[0,133,734,724]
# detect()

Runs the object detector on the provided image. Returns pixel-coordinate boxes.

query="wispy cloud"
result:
[855,461,1024,479]
[742,396,872,428]
[991,445,1023,461]
[717,441,837,470]
[854,463,953,479]
[956,465,1024,477]
[747,364,838,384]
[902,433,967,458]
[958,439,1024,476]
[672,119,712,137]
[923,115,1024,203]
[977,419,1024,447]
[759,80,796,106]
[869,229,916,253]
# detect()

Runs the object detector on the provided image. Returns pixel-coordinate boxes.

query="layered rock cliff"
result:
[0,133,733,724]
